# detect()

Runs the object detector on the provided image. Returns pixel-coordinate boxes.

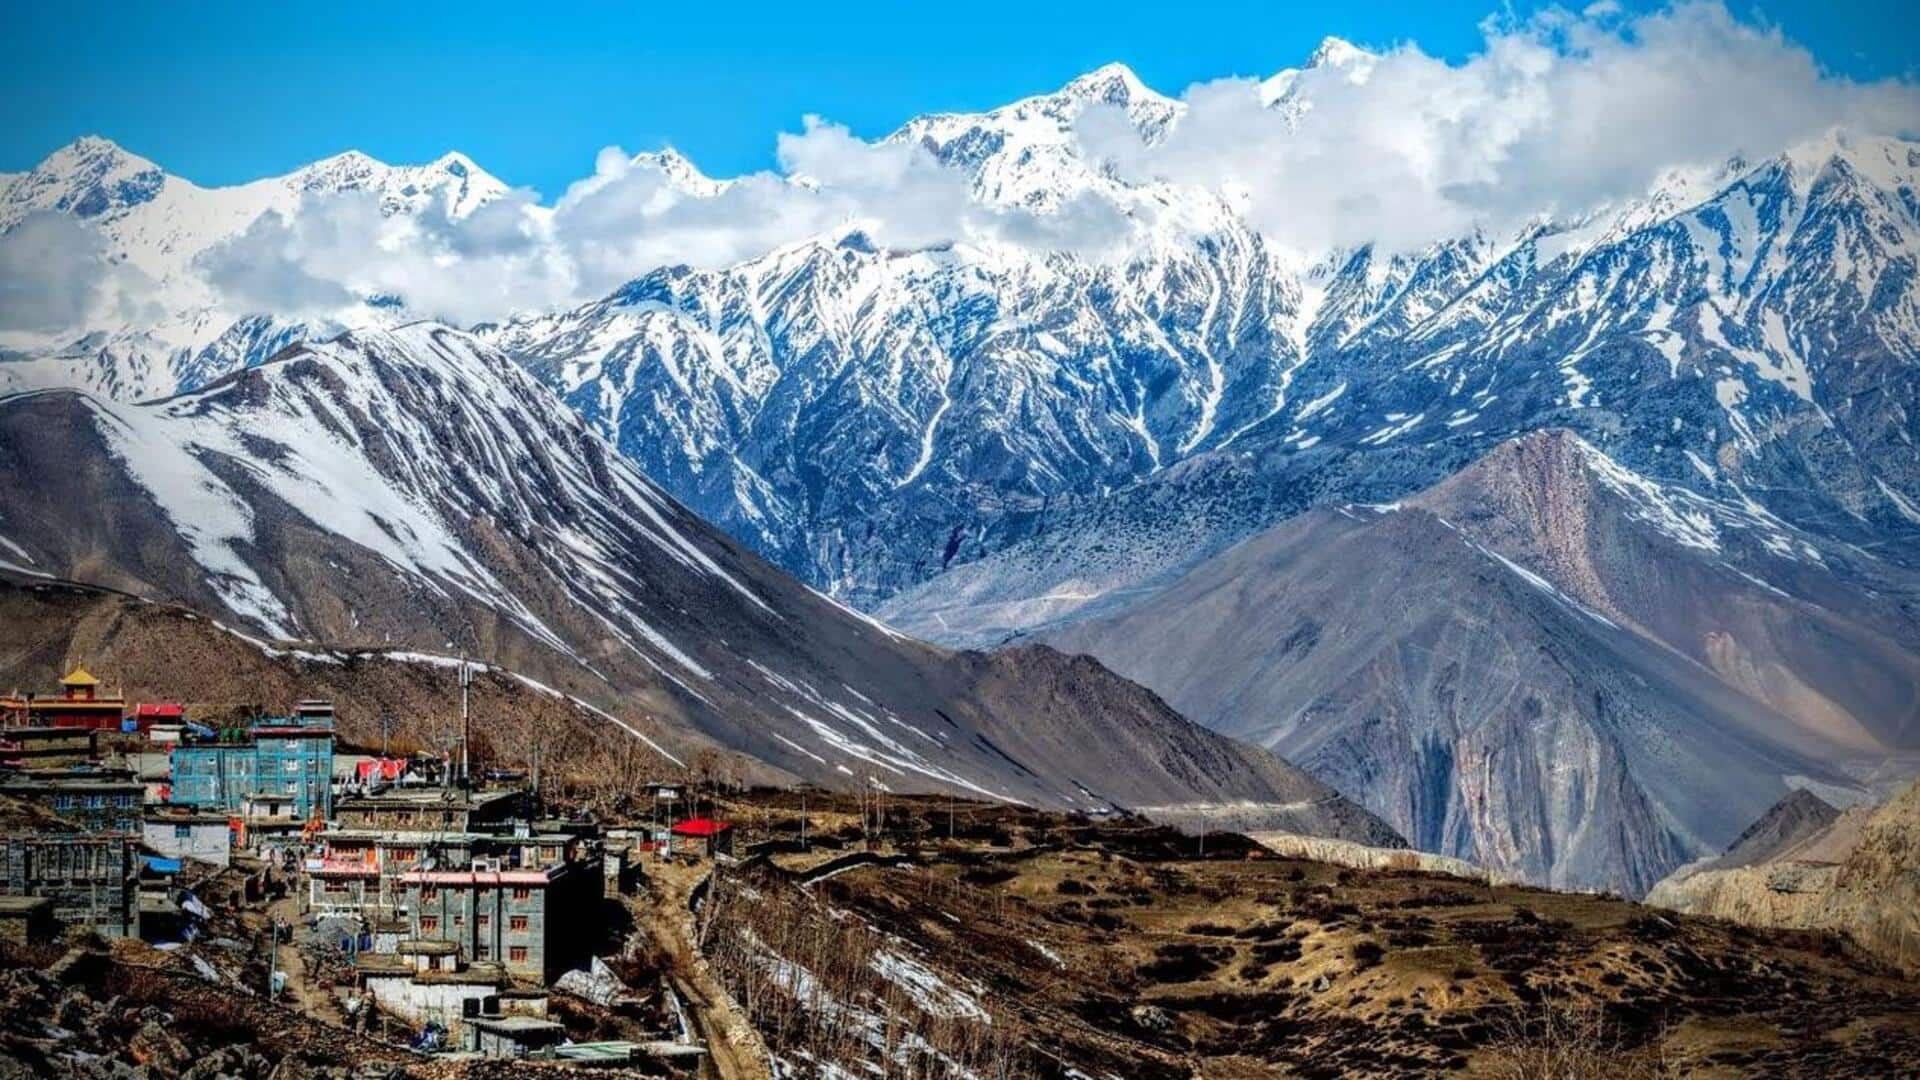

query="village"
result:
[0,666,787,1074]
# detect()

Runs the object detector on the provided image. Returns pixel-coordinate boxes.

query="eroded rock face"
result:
[1647,777,1920,971]
[1041,432,1920,895]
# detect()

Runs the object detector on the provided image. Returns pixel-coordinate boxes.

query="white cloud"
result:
[0,211,160,333]
[4,1,1915,338]
[1077,1,1920,251]
[171,117,1133,327]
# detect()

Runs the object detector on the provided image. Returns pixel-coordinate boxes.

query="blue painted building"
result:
[170,717,335,820]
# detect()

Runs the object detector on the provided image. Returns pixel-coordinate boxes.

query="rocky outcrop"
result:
[1646,778,1920,972]
[1714,789,1843,870]
[1245,832,1500,883]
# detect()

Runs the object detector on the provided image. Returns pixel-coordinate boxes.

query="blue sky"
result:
[4,0,1915,197]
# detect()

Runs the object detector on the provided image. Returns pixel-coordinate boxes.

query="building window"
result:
[420,916,439,932]
[476,914,489,928]
[420,885,436,900]
[509,946,528,964]
[174,824,192,839]
[511,887,532,901]
[509,915,528,932]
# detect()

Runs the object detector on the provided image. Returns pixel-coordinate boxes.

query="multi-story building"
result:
[169,719,334,819]
[0,773,142,937]
[333,789,526,834]
[400,856,601,982]
[305,797,575,919]
[0,773,142,833]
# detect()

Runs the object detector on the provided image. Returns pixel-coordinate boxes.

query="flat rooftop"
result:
[338,788,523,808]
[469,1016,564,1035]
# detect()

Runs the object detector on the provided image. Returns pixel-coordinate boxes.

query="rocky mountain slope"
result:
[0,324,1393,837]
[1039,431,1920,894]
[1647,776,1920,972]
[1709,788,1844,871]
[0,572,704,770]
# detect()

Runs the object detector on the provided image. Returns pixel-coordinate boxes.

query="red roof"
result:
[356,758,407,781]
[133,703,185,719]
[670,817,734,837]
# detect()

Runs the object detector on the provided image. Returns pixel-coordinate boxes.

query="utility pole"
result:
[458,656,472,790]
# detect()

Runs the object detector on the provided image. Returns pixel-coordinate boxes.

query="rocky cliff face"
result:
[1647,778,1920,972]
[1040,432,1920,894]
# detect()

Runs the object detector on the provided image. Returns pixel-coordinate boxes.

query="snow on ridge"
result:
[1569,435,1723,553]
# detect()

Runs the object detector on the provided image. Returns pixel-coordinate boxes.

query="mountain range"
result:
[3,37,1918,894]
[0,323,1395,841]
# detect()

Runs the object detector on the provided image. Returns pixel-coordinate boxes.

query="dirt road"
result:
[627,858,773,1080]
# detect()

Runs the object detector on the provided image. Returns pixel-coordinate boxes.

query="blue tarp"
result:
[143,855,183,874]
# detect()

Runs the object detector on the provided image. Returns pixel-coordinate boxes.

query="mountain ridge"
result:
[0,321,1397,839]
[1037,430,1920,893]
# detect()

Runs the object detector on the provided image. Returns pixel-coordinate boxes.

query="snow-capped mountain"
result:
[476,49,1920,620]
[0,322,1397,836]
[871,127,1920,637]
[5,37,1918,888]
[13,48,1914,621]
[0,136,510,399]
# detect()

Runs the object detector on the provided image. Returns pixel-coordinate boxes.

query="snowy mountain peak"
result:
[632,147,726,196]
[287,148,508,217]
[1261,37,1381,106]
[1,135,167,226]
[1060,62,1166,108]
[1305,36,1374,69]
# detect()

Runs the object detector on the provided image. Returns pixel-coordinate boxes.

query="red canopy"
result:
[670,817,733,837]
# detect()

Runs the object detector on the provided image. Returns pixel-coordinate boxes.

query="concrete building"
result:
[170,720,334,819]
[334,789,526,834]
[0,728,97,770]
[0,773,142,833]
[306,820,580,919]
[400,856,601,983]
[142,808,232,867]
[355,940,554,1045]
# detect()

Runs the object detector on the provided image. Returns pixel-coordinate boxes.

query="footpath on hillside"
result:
[626,854,775,1080]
